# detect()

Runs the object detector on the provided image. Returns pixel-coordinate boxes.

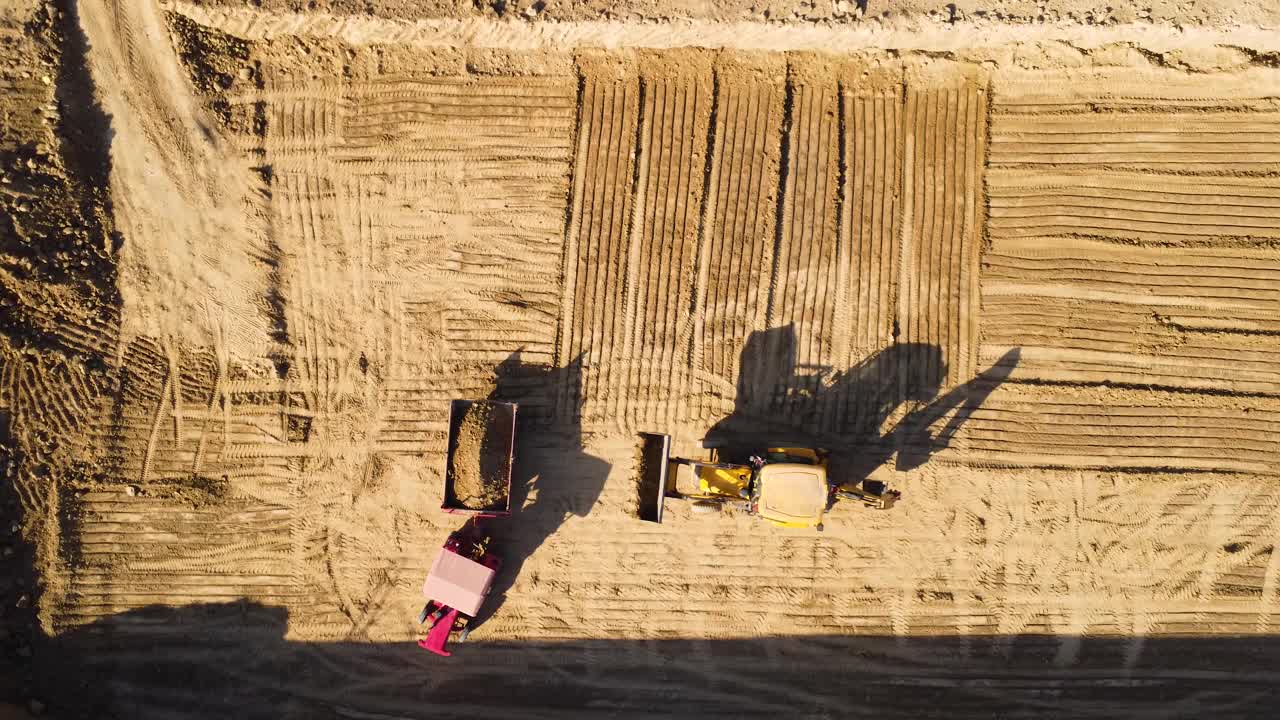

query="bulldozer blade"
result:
[636,432,671,523]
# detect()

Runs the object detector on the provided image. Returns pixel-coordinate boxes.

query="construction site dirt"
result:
[3,0,1280,716]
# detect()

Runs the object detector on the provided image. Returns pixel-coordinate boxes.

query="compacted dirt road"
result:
[2,0,1280,716]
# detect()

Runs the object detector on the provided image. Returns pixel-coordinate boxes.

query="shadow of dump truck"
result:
[463,351,611,630]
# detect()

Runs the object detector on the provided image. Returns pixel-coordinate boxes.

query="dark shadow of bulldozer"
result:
[703,324,1020,492]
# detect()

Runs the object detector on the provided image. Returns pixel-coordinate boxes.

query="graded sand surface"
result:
[2,0,1280,716]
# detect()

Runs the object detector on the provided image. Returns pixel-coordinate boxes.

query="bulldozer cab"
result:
[750,449,829,529]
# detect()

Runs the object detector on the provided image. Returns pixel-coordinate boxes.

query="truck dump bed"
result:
[442,399,516,516]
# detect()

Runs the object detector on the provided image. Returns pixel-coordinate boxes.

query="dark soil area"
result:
[0,414,39,716]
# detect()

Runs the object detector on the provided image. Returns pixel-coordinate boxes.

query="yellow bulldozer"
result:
[636,433,898,529]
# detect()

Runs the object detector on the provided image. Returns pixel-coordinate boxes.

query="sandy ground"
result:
[189,0,1280,26]
[3,0,1280,716]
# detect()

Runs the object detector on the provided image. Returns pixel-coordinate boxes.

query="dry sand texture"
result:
[3,0,1280,715]
[167,0,1280,32]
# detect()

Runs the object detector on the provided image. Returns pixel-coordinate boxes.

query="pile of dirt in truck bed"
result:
[449,403,508,511]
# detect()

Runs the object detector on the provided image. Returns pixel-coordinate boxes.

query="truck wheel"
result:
[690,500,721,514]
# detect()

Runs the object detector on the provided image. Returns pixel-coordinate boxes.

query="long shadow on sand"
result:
[37,601,1280,720]
[463,351,610,629]
[705,325,1020,483]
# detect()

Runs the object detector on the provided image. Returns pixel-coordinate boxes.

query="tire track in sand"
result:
[560,55,712,430]
[898,71,985,399]
[688,54,785,425]
[558,59,640,426]
[969,70,1280,481]
[836,62,904,436]
[763,59,841,431]
[621,54,713,431]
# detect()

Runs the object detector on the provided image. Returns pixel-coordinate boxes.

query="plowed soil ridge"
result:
[960,385,1280,475]
[899,84,984,397]
[989,171,1280,244]
[559,74,641,424]
[983,235,1280,394]
[689,63,784,423]
[840,85,902,436]
[764,68,842,426]
[563,61,988,437]
[625,69,711,429]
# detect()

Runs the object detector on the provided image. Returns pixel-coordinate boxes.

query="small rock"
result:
[523,4,538,17]
[40,74,50,85]
[125,485,138,496]
[16,593,29,608]
[835,0,849,14]
[238,67,252,81]
[16,202,30,213]
[28,698,45,716]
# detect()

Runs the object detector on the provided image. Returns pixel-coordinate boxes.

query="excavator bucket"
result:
[636,432,671,523]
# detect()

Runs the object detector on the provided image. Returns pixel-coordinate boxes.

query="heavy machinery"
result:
[416,519,501,657]
[416,399,516,657]
[636,433,898,528]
